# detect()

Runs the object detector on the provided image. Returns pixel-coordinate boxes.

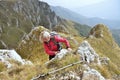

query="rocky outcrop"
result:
[39,40,107,80]
[48,64,106,80]
[0,49,32,68]
[77,40,101,65]
[89,24,105,38]
[77,40,110,65]
[0,0,63,29]
[0,0,72,49]
[88,23,118,47]
[49,71,81,80]
[13,0,63,28]
[17,26,48,58]
[55,49,69,59]
[45,49,70,65]
[82,65,105,80]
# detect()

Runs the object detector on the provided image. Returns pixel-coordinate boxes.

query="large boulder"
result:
[0,49,32,68]
[77,40,100,65]
[45,49,69,65]
[82,64,105,80]
[82,68,105,80]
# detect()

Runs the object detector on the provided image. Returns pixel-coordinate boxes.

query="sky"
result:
[43,0,105,9]
[42,0,120,20]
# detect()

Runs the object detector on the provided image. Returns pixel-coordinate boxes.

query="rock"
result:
[100,57,110,65]
[49,71,81,80]
[82,64,91,70]
[60,71,80,80]
[0,49,32,68]
[82,69,105,80]
[45,49,69,65]
[17,26,48,58]
[77,40,101,65]
[89,24,105,38]
[55,49,69,59]
[113,75,120,80]
[0,56,12,68]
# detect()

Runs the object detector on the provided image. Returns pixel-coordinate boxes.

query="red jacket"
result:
[43,36,70,56]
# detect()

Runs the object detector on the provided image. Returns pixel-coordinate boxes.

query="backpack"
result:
[50,31,62,51]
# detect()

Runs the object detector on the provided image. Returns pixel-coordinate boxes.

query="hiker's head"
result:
[40,31,50,42]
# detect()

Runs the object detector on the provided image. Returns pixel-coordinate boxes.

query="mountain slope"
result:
[51,6,120,29]
[0,0,90,49]
[51,6,88,24]
[51,6,120,46]
[0,1,120,80]
[111,29,120,46]
[87,24,120,76]
[16,24,120,80]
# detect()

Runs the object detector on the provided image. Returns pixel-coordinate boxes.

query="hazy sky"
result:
[43,0,105,9]
[42,0,120,20]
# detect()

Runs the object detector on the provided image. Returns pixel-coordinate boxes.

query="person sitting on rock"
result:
[39,31,72,60]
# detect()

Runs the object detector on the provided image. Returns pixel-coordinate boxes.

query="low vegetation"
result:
[0,0,120,79]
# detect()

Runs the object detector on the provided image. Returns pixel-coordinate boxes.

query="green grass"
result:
[1,27,24,48]
[84,24,120,79]
[0,62,7,72]
[2,1,120,79]
[0,22,120,80]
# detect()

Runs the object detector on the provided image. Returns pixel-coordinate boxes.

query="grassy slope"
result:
[0,1,32,48]
[0,1,119,79]
[111,29,120,47]
[1,24,120,79]
[86,24,120,77]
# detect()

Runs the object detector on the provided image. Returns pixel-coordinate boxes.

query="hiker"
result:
[40,31,72,60]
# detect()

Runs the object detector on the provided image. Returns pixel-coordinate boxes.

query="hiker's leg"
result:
[49,55,55,60]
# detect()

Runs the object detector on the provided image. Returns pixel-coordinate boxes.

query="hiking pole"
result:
[44,57,56,65]
[31,61,83,80]
[49,61,83,74]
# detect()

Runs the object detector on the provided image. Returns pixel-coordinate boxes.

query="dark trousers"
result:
[49,55,55,60]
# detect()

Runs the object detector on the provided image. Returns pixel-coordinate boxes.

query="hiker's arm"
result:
[55,36,70,48]
[43,44,56,55]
